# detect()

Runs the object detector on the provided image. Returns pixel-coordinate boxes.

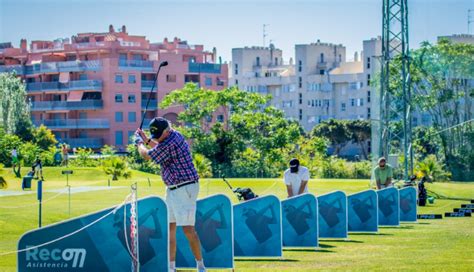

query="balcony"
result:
[33,119,110,129]
[68,80,102,91]
[141,100,158,110]
[141,80,157,91]
[62,138,104,149]
[119,59,154,71]
[188,62,222,74]
[0,65,24,75]
[30,100,103,111]
[26,80,103,93]
[23,60,102,75]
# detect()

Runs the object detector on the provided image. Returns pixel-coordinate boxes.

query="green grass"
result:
[0,167,473,271]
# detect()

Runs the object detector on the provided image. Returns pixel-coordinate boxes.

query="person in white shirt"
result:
[284,158,310,198]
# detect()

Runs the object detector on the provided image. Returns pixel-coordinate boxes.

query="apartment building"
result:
[0,25,228,150]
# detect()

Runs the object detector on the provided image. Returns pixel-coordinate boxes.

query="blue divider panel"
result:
[176,194,233,269]
[377,187,400,226]
[233,195,282,257]
[317,191,348,238]
[281,193,318,247]
[399,187,417,222]
[348,190,378,233]
[18,196,168,272]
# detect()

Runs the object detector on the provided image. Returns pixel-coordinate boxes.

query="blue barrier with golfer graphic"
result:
[233,195,282,257]
[17,196,168,272]
[281,193,318,247]
[377,187,400,226]
[399,187,417,222]
[317,191,348,239]
[176,194,233,269]
[348,190,378,233]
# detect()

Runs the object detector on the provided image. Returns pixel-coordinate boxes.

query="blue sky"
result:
[0,0,472,62]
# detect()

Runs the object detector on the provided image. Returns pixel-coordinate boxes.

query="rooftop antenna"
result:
[469,9,473,34]
[263,24,269,47]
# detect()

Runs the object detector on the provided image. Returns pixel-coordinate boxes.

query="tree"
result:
[0,163,6,188]
[0,73,33,136]
[387,39,474,180]
[102,157,132,181]
[161,84,301,177]
[347,120,371,159]
[33,125,57,150]
[312,119,351,156]
[415,155,451,182]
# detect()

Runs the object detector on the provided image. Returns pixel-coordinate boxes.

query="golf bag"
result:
[418,177,428,206]
[222,176,258,201]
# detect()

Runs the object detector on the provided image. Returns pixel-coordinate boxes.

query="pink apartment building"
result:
[0,25,228,151]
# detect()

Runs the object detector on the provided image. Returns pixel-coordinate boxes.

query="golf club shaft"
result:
[222,177,233,190]
[139,64,164,130]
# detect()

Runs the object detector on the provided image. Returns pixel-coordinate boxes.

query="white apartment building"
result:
[232,38,380,131]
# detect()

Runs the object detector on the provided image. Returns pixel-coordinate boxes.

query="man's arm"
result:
[298,180,308,195]
[376,179,381,190]
[137,143,151,160]
[286,185,293,198]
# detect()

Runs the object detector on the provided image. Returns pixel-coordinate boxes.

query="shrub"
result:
[126,144,161,174]
[415,154,451,182]
[102,157,132,181]
[0,163,6,188]
[193,153,212,178]
[33,125,58,150]
[70,148,98,167]
[19,142,42,166]
[0,133,22,167]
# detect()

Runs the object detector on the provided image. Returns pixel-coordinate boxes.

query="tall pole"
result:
[380,0,412,179]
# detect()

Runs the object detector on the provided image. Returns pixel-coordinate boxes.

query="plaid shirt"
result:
[148,130,199,186]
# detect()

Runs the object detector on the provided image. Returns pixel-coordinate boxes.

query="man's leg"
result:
[169,223,177,262]
[182,226,203,260]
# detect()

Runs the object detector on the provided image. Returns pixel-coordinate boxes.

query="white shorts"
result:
[166,182,199,226]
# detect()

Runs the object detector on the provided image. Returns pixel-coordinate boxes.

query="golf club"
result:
[139,60,169,130]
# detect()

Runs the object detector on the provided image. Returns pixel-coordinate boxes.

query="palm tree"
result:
[102,157,132,181]
[193,153,213,178]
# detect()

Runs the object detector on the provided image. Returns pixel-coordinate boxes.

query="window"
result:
[206,115,212,122]
[367,91,371,103]
[234,64,238,75]
[115,131,123,146]
[205,77,212,86]
[367,107,371,119]
[128,94,136,103]
[319,70,325,75]
[235,79,238,85]
[115,94,123,103]
[339,54,342,62]
[128,112,136,122]
[299,109,303,121]
[119,54,127,60]
[115,74,123,83]
[298,77,302,88]
[299,93,302,104]
[128,74,136,84]
[367,57,371,69]
[282,100,293,108]
[79,112,87,119]
[79,74,88,80]
[367,74,371,86]
[217,115,224,122]
[341,103,346,112]
[350,98,356,106]
[275,57,278,65]
[115,112,123,122]
[357,98,364,106]
[256,57,260,66]
[166,75,176,82]
[320,53,324,63]
[298,60,302,72]
[128,131,134,144]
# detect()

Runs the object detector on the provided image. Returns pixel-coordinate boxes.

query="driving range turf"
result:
[0,167,473,271]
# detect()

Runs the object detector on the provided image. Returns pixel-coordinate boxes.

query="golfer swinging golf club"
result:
[135,117,205,272]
